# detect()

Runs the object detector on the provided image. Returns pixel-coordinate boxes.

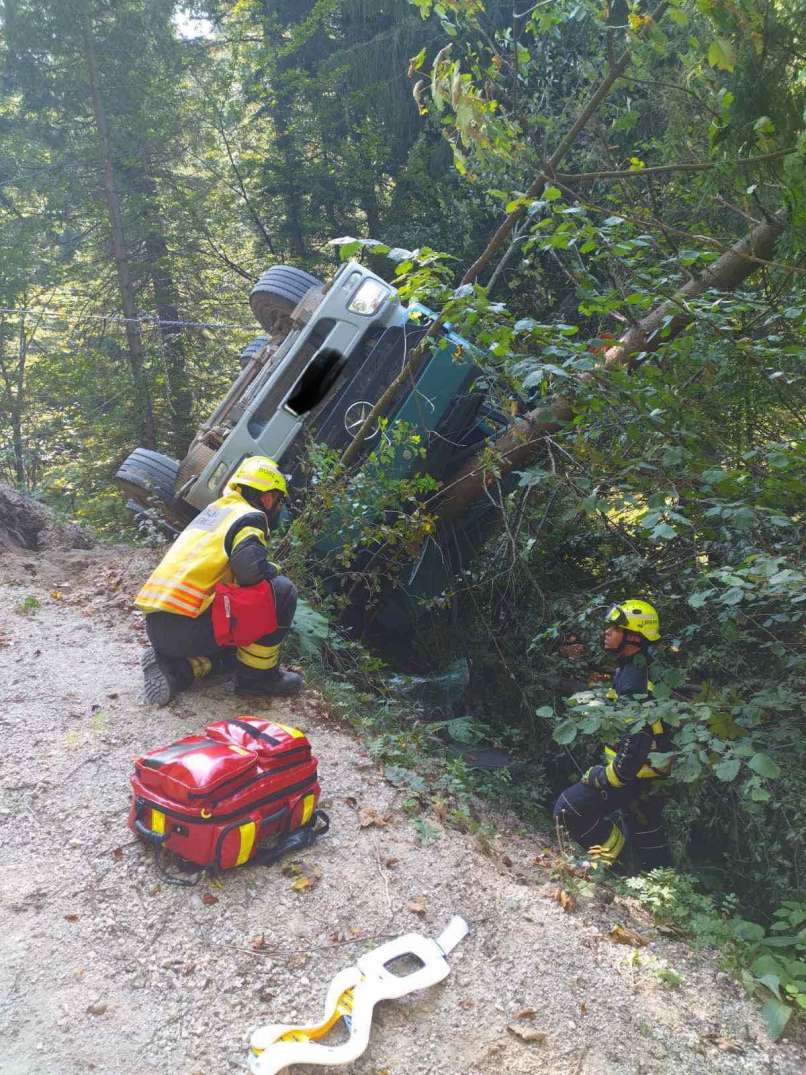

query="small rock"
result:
[87,1001,107,1016]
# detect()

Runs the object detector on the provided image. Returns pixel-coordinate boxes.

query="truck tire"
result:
[239,335,270,368]
[250,266,323,332]
[115,448,195,528]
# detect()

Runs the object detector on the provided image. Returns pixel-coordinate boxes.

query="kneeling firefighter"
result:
[135,456,303,705]
[553,600,673,871]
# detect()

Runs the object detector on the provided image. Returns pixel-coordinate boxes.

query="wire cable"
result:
[0,306,253,331]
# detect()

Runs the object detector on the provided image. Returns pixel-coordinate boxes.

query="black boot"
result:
[141,647,193,707]
[235,665,304,697]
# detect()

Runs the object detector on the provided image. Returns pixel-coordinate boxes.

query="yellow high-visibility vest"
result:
[135,493,267,617]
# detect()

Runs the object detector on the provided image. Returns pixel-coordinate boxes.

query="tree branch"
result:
[556,148,794,182]
[460,2,669,285]
[339,313,447,467]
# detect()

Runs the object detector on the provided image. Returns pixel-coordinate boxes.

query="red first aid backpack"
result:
[129,716,328,882]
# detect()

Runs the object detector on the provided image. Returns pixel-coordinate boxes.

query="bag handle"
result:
[227,717,280,746]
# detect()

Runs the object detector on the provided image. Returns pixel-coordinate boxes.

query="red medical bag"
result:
[129,716,328,878]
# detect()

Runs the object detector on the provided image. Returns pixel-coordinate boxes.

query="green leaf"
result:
[714,757,741,781]
[535,705,554,718]
[708,38,736,73]
[750,784,772,802]
[651,522,677,541]
[688,591,709,609]
[760,997,792,1040]
[553,720,578,745]
[543,185,562,201]
[409,47,427,73]
[721,587,745,605]
[757,973,782,999]
[748,753,781,779]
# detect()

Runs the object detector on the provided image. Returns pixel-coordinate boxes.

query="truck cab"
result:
[117,260,499,529]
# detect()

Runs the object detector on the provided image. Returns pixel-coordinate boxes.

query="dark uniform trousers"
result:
[554,779,671,870]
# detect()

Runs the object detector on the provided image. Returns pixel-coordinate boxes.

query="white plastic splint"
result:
[247,916,469,1074]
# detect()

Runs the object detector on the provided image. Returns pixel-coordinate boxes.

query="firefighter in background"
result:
[135,456,303,704]
[553,599,673,871]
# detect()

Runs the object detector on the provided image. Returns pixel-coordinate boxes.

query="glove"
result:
[581,765,610,790]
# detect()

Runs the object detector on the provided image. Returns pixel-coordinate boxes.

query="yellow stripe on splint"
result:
[151,809,166,835]
[236,821,256,866]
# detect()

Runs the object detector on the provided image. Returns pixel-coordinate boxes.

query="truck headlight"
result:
[347,279,389,315]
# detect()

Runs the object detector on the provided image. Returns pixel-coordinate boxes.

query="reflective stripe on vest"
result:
[135,493,266,617]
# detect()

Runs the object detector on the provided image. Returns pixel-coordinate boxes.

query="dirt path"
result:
[1,546,804,1075]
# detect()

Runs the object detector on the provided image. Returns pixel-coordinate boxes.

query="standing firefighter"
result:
[135,456,303,704]
[553,600,673,871]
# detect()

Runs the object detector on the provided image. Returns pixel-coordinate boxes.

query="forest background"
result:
[0,0,804,1036]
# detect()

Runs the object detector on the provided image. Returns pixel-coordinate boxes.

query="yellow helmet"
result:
[226,456,288,498]
[605,599,660,642]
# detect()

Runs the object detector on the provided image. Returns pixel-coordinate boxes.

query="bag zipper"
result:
[136,772,318,823]
[183,747,312,800]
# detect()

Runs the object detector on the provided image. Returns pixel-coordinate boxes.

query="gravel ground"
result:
[1,545,804,1075]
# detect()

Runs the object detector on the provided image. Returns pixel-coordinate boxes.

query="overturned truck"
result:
[116,261,508,630]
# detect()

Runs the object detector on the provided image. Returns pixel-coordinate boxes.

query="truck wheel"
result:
[239,335,270,368]
[250,266,323,332]
[115,448,194,528]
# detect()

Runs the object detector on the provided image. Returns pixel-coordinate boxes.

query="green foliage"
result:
[16,595,40,615]
[625,872,806,1037]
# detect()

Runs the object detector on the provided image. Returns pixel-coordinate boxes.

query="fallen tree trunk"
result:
[430,398,573,525]
[434,212,785,522]
[603,214,786,369]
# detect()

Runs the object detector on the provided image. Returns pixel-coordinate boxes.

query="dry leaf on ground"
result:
[407,896,427,916]
[282,859,322,893]
[701,1034,745,1055]
[513,1008,537,1020]
[201,893,219,906]
[507,1024,547,1044]
[358,805,390,828]
[552,887,577,913]
[609,923,647,947]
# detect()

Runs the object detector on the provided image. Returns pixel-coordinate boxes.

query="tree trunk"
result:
[0,315,27,487]
[434,212,784,521]
[136,162,195,454]
[431,398,573,524]
[82,15,156,448]
[143,227,195,455]
[603,214,786,368]
[271,90,308,259]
